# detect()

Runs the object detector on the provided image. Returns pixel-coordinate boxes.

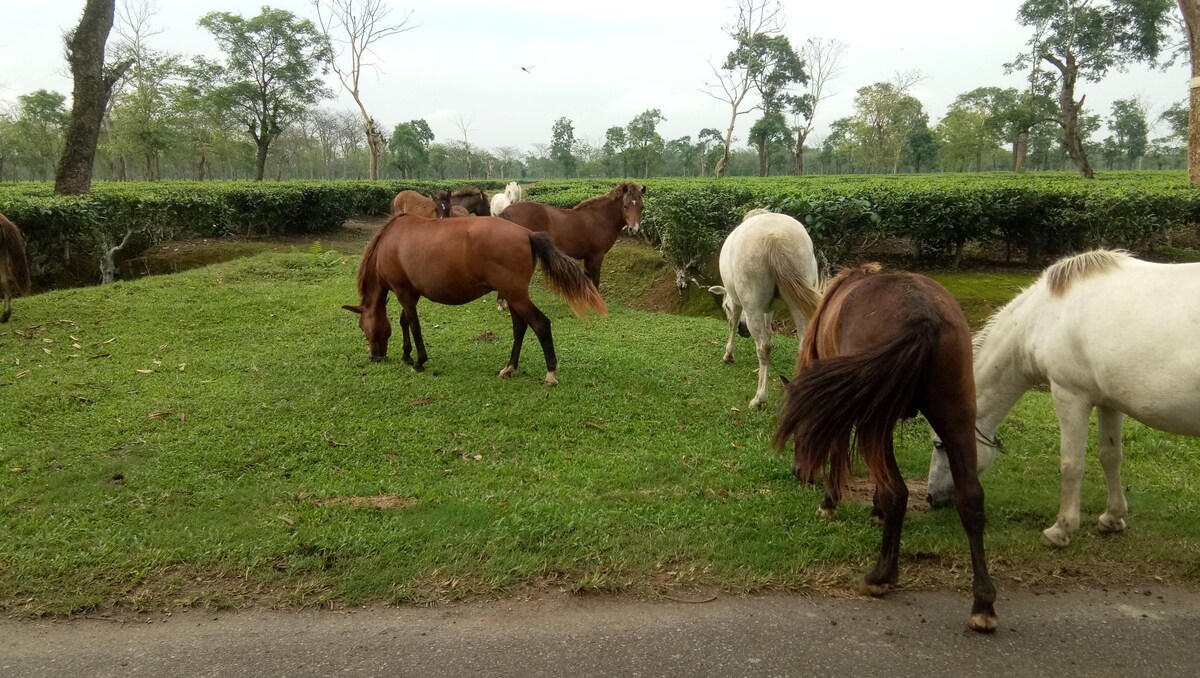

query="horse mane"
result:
[572,182,637,211]
[743,208,773,220]
[357,221,393,299]
[1044,249,1130,297]
[450,186,483,198]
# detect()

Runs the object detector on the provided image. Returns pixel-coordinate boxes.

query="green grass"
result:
[2,252,1199,616]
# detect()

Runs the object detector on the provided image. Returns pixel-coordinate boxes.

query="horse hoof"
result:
[870,514,885,527]
[412,363,425,373]
[1041,526,1071,548]
[723,354,733,364]
[969,613,998,633]
[817,507,836,519]
[749,398,765,410]
[370,355,385,363]
[858,580,890,597]
[543,372,558,387]
[498,366,515,379]
[1097,515,1127,534]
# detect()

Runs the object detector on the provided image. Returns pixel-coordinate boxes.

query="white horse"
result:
[928,250,1200,548]
[490,181,523,216]
[709,209,822,409]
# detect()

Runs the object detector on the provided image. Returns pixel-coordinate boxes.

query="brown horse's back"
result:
[377,215,535,305]
[391,190,438,217]
[499,201,555,233]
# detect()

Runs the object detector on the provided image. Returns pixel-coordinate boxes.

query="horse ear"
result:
[778,374,790,386]
[640,184,647,195]
[342,304,363,314]
[708,285,726,295]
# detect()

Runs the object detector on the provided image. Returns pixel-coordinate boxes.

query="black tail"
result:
[528,233,607,318]
[0,214,32,295]
[773,317,939,489]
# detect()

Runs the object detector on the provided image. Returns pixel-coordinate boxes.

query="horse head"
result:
[620,183,645,233]
[434,190,453,218]
[505,181,521,202]
[342,303,392,362]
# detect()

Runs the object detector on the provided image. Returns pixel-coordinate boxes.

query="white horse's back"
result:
[491,193,512,217]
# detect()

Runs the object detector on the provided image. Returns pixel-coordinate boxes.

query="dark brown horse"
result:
[343,214,606,385]
[499,182,644,286]
[448,187,491,216]
[773,263,997,633]
[0,213,32,323]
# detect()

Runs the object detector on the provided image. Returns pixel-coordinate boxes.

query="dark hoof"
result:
[412,362,426,373]
[370,355,385,363]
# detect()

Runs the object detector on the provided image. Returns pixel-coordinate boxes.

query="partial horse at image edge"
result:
[0,213,33,323]
[773,263,998,633]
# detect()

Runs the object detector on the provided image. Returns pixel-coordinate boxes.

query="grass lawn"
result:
[2,249,1199,616]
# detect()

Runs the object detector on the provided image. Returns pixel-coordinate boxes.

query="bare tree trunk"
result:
[1180,0,1200,186]
[1044,52,1094,179]
[1013,132,1029,172]
[793,129,808,175]
[716,110,738,179]
[55,0,132,195]
[99,229,134,284]
[254,137,270,181]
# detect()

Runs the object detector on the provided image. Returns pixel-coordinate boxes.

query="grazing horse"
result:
[490,181,523,216]
[928,250,1200,549]
[392,190,467,218]
[343,214,606,385]
[449,187,491,216]
[0,213,32,323]
[774,264,998,633]
[499,182,644,287]
[708,209,821,409]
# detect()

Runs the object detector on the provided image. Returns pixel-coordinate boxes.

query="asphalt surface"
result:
[4,585,1199,677]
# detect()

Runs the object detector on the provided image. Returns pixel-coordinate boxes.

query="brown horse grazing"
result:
[448,186,491,216]
[772,263,998,633]
[433,191,470,218]
[343,214,606,385]
[0,213,33,323]
[498,182,644,286]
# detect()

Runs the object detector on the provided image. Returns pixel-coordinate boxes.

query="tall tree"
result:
[388,119,433,179]
[55,0,133,195]
[602,126,628,177]
[703,0,786,178]
[1013,0,1176,179]
[109,0,182,181]
[792,37,846,175]
[697,127,725,176]
[199,7,332,180]
[15,90,70,180]
[747,111,792,175]
[849,75,926,173]
[314,0,416,180]
[550,117,577,177]
[1108,97,1150,168]
[626,108,667,178]
[1178,0,1200,184]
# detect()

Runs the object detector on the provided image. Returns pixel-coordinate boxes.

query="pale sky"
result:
[0,0,1190,149]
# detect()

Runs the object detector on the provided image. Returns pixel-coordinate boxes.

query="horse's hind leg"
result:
[926,410,998,632]
[1,273,11,324]
[506,294,556,385]
[860,435,907,596]
[746,307,773,409]
[721,297,740,364]
[499,309,529,379]
[1096,406,1129,534]
[813,436,849,518]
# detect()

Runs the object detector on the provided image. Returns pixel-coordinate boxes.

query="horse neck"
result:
[973,297,1038,436]
[576,194,624,233]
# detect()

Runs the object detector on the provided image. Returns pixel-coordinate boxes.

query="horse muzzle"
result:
[926,493,953,509]
[625,221,641,234]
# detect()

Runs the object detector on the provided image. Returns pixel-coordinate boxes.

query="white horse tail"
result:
[763,232,822,319]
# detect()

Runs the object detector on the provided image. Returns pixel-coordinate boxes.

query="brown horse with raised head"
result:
[344,214,606,385]
[449,186,491,216]
[498,182,644,286]
[772,263,997,633]
[392,190,468,218]
[0,213,33,323]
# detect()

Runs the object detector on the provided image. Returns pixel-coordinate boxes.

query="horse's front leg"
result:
[399,299,428,370]
[1044,386,1092,548]
[398,309,413,366]
[1096,406,1129,535]
[1,278,11,323]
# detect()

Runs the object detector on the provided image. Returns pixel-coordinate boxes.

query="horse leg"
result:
[746,307,773,409]
[1096,406,1129,534]
[399,297,428,371]
[927,414,999,633]
[721,297,740,364]
[1,272,11,323]
[1043,386,1092,548]
[507,295,557,385]
[495,293,509,313]
[860,437,907,596]
[585,256,602,288]
[398,309,413,366]
[499,308,529,379]
[814,436,849,518]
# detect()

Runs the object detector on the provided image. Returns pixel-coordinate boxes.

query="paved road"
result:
[4,585,1199,677]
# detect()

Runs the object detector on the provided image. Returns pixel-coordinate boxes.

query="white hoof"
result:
[817,507,836,519]
[1041,525,1071,548]
[748,396,766,410]
[498,366,515,379]
[543,371,558,387]
[1097,513,1127,534]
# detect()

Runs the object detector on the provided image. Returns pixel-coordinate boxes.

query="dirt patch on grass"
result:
[838,475,930,515]
[319,495,419,510]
